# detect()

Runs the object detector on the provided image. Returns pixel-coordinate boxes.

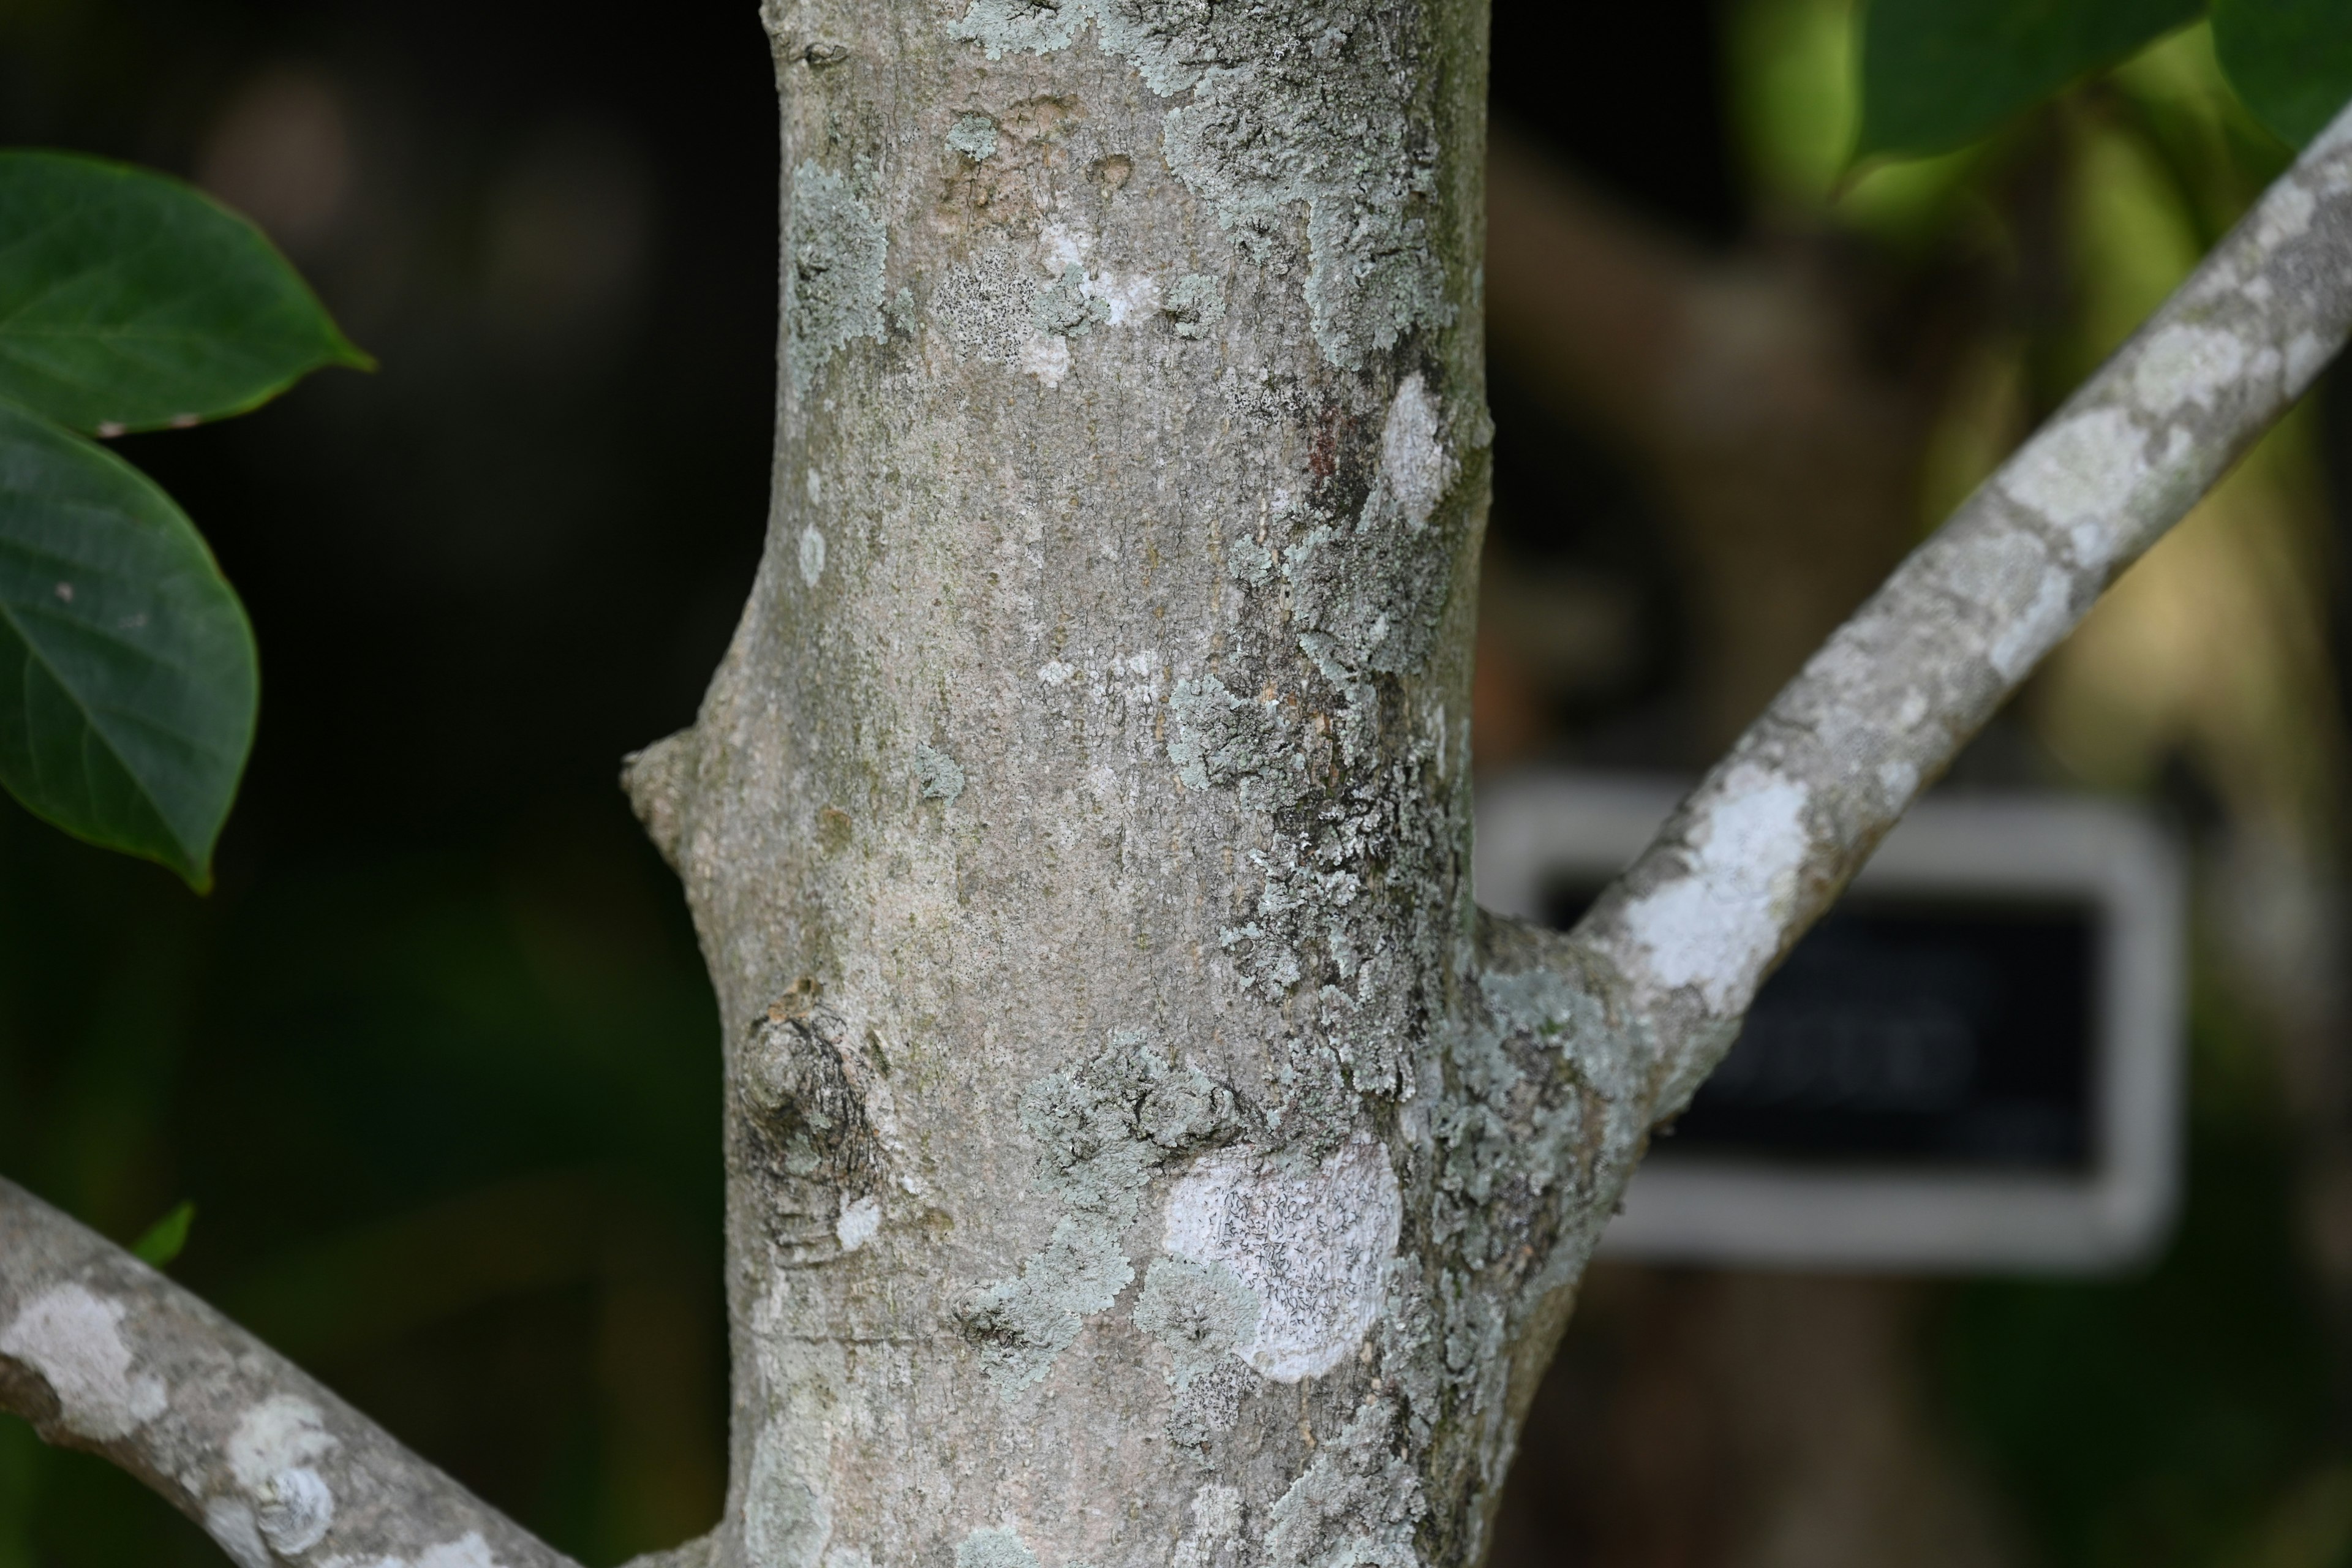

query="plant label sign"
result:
[1476,774,2186,1274]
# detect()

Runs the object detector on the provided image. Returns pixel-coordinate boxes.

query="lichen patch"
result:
[914,742,968,804]
[940,0,1454,367]
[1610,764,1811,1015]
[0,1283,166,1441]
[786,164,888,393]
[957,1527,1043,1568]
[2133,325,2247,415]
[958,1039,1244,1391]
[2000,407,2147,569]
[1161,1137,1401,1382]
[1378,375,1455,530]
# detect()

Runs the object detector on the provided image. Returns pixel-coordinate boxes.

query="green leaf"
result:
[129,1200,195,1268]
[1856,0,2206,159]
[0,399,257,887]
[0,150,368,436]
[2212,0,2352,146]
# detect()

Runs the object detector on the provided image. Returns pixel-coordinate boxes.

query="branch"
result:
[1518,107,2352,1117]
[0,1177,579,1568]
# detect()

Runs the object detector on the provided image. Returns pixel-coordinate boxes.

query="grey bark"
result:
[2,9,2350,1568]
[0,1178,576,1568]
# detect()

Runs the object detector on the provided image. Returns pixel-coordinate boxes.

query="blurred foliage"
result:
[1855,0,2351,156]
[0,0,776,1559]
[1856,0,2202,158]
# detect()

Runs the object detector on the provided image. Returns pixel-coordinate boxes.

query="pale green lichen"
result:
[947,113,1001,162]
[1263,1395,1425,1568]
[914,743,966,804]
[955,1039,1243,1391]
[786,162,887,393]
[940,0,1455,367]
[1034,265,1112,338]
[956,1528,1042,1568]
[1167,674,1281,794]
[1164,273,1226,339]
[1131,1258,1260,1389]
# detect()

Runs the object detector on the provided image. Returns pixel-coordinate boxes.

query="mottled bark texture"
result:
[4,5,2351,1566]
[0,1180,575,1568]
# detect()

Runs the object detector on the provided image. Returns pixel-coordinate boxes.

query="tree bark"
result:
[5,9,2352,1568]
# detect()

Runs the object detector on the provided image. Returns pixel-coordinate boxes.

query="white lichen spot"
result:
[417,1535,502,1568]
[1877,760,1920,805]
[203,1498,272,1568]
[1038,660,1076,686]
[2132,324,2245,414]
[805,467,823,505]
[1379,375,1454,530]
[1039,222,1090,274]
[2256,179,2316,248]
[2287,330,2333,395]
[836,1194,883,1252]
[1894,688,1929,729]
[1988,569,2075,683]
[254,1467,336,1555]
[958,1528,1042,1568]
[1614,764,1811,1014]
[1085,268,1161,326]
[799,526,826,587]
[2000,406,2147,570]
[229,1395,339,1490]
[1163,1138,1401,1382]
[1020,334,1072,387]
[0,1284,166,1441]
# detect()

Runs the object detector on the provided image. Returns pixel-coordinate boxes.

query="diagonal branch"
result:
[1510,105,2352,1120]
[0,1177,579,1568]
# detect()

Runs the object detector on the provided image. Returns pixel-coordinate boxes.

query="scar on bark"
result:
[741,979,888,1262]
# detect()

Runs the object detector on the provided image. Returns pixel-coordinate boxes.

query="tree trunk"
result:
[620,4,1580,1565]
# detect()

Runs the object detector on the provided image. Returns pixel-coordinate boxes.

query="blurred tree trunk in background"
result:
[1479,128,2017,1568]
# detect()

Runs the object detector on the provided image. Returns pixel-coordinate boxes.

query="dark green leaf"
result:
[1857,0,2206,159]
[130,1200,195,1268]
[0,150,368,436]
[0,399,257,887]
[2212,0,2352,146]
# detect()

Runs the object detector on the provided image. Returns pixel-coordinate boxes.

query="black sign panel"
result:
[1542,884,2101,1173]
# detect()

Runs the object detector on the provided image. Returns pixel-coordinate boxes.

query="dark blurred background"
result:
[3,1,2350,1565]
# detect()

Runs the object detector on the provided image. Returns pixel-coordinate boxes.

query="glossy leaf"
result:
[1857,0,2205,158]
[130,1200,195,1267]
[0,150,368,436]
[2212,0,2352,146]
[0,399,257,887]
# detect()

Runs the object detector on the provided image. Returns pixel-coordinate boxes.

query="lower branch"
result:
[1531,106,2352,1117]
[0,1177,576,1568]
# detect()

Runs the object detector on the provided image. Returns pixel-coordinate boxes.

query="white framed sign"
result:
[1476,773,2186,1274]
